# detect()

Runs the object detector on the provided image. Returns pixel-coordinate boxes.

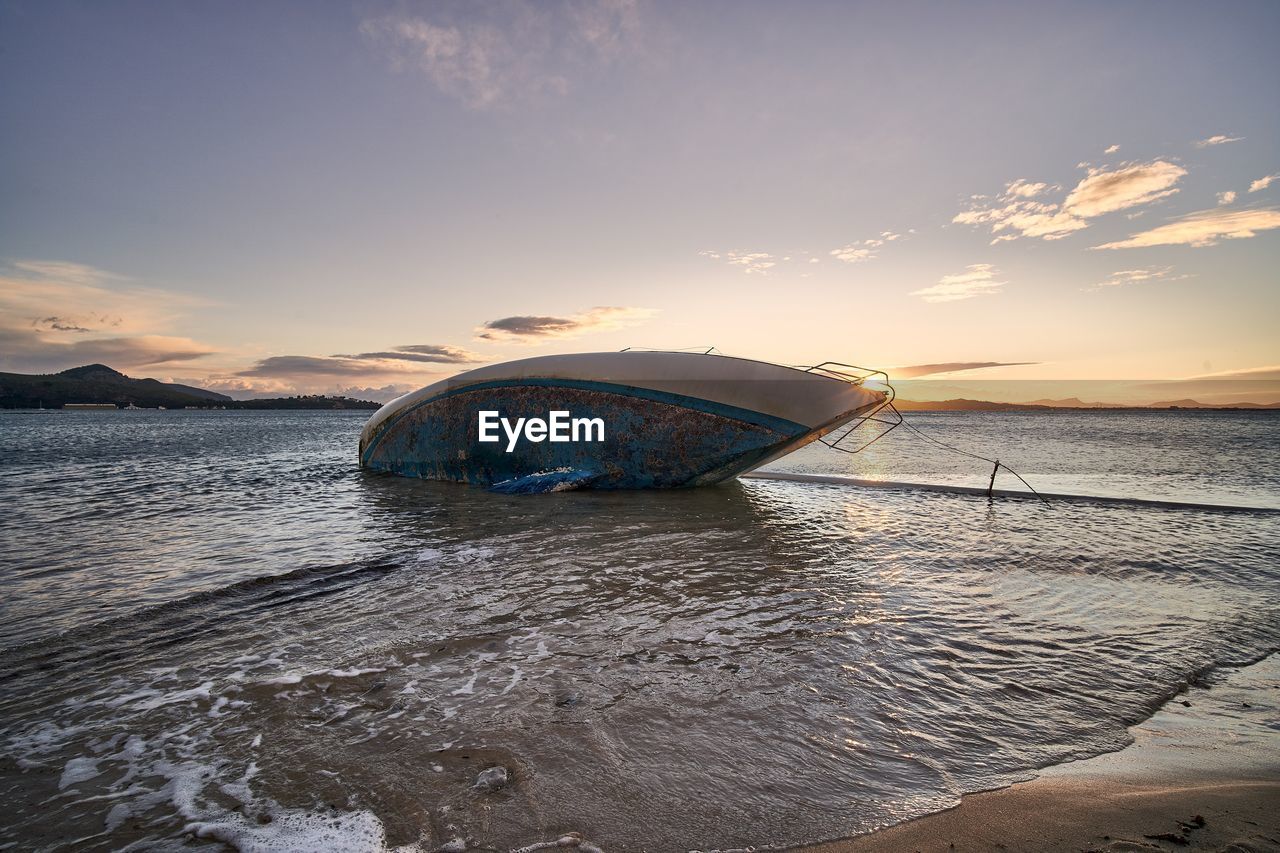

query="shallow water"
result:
[1,409,1278,851]
[765,409,1280,509]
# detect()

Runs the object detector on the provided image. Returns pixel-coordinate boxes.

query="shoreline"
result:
[797,653,1280,852]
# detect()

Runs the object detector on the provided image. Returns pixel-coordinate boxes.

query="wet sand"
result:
[800,654,1280,852]
[801,776,1278,852]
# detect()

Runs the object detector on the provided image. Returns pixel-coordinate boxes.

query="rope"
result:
[891,405,1051,505]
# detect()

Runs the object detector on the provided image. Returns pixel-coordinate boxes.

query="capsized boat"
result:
[358,350,894,492]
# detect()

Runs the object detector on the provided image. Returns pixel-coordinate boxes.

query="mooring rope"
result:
[889,405,1051,504]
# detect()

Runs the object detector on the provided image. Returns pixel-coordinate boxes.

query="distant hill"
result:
[225,396,380,410]
[0,365,377,410]
[895,399,1055,411]
[0,364,233,409]
[1144,399,1280,409]
[1023,397,1128,409]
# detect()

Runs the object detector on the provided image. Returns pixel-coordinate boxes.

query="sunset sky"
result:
[2,0,1278,401]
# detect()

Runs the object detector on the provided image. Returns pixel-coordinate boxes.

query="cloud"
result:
[1217,190,1237,205]
[954,160,1186,242]
[332,385,419,404]
[910,264,1005,303]
[829,231,902,263]
[360,0,643,109]
[953,200,1087,242]
[1185,364,1280,381]
[1193,134,1243,148]
[568,0,643,55]
[1093,266,1190,288]
[1061,161,1186,217]
[1005,180,1049,198]
[699,250,779,274]
[0,325,214,370]
[0,260,217,373]
[239,355,435,379]
[197,370,424,402]
[893,361,1037,379]
[475,306,656,342]
[204,379,415,404]
[236,343,482,391]
[1093,207,1280,249]
[1249,173,1279,193]
[829,246,871,263]
[331,344,480,364]
[1104,144,1120,154]
[35,316,94,333]
[12,260,120,284]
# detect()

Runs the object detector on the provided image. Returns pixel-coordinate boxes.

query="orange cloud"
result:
[910,264,1005,303]
[954,160,1186,243]
[1093,208,1280,249]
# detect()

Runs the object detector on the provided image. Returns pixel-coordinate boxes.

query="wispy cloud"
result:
[1185,364,1280,381]
[829,231,902,263]
[330,344,480,364]
[893,361,1036,379]
[1093,266,1190,288]
[1063,161,1185,217]
[0,326,215,370]
[953,197,1085,242]
[699,250,778,275]
[910,264,1005,303]
[1104,144,1120,154]
[230,343,483,394]
[1005,180,1050,198]
[1193,134,1243,148]
[475,305,655,342]
[239,355,439,379]
[360,0,643,110]
[1094,208,1280,249]
[234,342,482,395]
[954,161,1186,243]
[1217,190,1237,205]
[11,260,120,285]
[1249,173,1279,193]
[0,260,216,373]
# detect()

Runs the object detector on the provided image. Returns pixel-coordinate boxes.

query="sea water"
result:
[1,409,1277,850]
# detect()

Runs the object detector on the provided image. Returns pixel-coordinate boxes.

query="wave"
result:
[0,558,404,694]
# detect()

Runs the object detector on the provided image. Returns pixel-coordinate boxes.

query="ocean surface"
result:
[1,409,1277,851]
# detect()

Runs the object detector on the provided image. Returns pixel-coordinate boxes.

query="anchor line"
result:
[819,369,1051,505]
[891,409,1051,505]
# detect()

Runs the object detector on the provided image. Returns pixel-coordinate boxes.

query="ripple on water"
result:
[0,411,1277,850]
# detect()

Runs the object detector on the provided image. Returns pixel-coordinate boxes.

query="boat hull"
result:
[359,352,885,491]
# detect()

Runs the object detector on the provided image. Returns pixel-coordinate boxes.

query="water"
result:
[1,409,1278,851]
[764,409,1280,509]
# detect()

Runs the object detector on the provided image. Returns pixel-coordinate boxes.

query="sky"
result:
[1,0,1278,402]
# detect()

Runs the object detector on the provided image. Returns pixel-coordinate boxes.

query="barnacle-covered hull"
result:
[359,352,886,492]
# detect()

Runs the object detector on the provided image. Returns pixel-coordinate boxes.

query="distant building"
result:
[64,403,117,410]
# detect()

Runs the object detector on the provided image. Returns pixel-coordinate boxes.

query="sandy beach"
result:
[802,654,1280,852]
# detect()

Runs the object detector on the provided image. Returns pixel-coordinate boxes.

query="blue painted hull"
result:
[359,378,814,490]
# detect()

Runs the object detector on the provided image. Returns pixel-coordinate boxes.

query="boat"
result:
[359,350,895,492]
